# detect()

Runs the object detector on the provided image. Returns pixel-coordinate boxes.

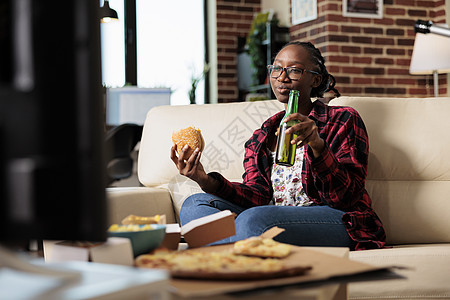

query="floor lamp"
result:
[409,24,450,97]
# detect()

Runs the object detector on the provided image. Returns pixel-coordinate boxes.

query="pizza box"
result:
[160,223,182,250]
[169,244,401,298]
[181,210,236,248]
[43,237,134,266]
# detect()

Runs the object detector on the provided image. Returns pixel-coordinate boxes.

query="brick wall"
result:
[216,0,261,103]
[290,0,448,98]
[215,0,447,102]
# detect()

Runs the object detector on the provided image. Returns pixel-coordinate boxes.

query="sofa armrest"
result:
[106,187,177,225]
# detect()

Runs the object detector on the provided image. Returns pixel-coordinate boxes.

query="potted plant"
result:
[188,64,210,105]
[246,11,278,85]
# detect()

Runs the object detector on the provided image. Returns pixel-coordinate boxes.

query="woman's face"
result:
[270,45,321,104]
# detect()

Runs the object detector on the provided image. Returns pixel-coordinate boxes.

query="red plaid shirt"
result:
[208,100,386,250]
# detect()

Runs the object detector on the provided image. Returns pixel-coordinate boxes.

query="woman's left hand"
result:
[284,113,325,158]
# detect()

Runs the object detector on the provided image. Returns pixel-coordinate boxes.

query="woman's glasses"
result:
[267,65,320,81]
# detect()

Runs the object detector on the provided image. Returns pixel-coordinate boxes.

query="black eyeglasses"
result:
[267,65,320,81]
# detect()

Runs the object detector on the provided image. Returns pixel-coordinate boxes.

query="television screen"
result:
[0,0,107,244]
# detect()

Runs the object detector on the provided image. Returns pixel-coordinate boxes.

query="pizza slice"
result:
[233,236,292,258]
[135,249,310,280]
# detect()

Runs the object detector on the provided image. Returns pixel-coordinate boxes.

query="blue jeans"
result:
[180,193,356,250]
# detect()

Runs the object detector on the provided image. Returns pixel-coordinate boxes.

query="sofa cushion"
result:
[366,180,450,245]
[329,97,450,245]
[106,187,176,224]
[349,244,450,299]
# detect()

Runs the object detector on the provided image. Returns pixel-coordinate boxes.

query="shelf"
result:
[238,23,290,100]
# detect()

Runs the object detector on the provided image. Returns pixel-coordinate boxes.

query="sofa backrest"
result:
[329,96,450,245]
[139,97,450,245]
[138,100,284,218]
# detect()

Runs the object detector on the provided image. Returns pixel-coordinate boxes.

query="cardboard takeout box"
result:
[181,210,236,248]
[169,244,397,298]
[43,237,134,266]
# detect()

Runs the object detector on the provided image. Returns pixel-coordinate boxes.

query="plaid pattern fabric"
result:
[208,100,386,250]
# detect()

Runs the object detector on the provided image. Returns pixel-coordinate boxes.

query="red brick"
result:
[364,67,385,75]
[342,87,363,94]
[313,36,327,44]
[327,25,339,32]
[374,37,395,45]
[352,36,373,44]
[374,18,395,25]
[386,48,405,55]
[408,88,429,95]
[218,72,235,78]
[328,65,340,73]
[364,47,383,54]
[234,6,257,13]
[388,68,410,75]
[397,39,414,46]
[341,46,361,54]
[341,26,361,33]
[335,76,351,84]
[342,66,363,74]
[327,14,347,22]
[364,27,383,35]
[325,3,339,11]
[217,13,243,20]
[375,78,394,85]
[408,9,427,17]
[396,58,411,66]
[353,57,372,64]
[386,29,405,36]
[396,0,415,5]
[375,58,394,65]
[386,88,407,94]
[328,55,350,63]
[365,87,385,94]
[396,78,416,85]
[218,55,235,61]
[386,8,406,15]
[329,35,350,43]
[396,18,416,26]
[353,77,372,84]
[414,1,431,7]
[217,38,236,45]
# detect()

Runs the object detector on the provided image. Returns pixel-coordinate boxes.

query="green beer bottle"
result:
[275,90,300,167]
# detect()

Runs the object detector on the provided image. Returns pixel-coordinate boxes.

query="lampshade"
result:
[410,28,450,96]
[409,31,450,75]
[100,0,118,23]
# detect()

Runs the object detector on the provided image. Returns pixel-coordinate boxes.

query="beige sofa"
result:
[107,97,450,299]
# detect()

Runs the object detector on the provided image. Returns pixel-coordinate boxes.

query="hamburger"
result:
[172,126,205,158]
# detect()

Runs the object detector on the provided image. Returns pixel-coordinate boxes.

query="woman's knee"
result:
[181,193,213,210]
[235,207,276,238]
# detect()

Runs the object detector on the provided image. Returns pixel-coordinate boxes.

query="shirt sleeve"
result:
[305,108,369,210]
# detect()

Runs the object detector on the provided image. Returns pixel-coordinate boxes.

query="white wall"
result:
[262,0,291,27]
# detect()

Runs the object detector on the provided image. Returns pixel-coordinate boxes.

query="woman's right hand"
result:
[170,144,217,191]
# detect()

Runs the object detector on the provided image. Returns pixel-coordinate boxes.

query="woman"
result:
[170,41,386,250]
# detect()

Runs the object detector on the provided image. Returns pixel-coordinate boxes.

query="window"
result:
[100,0,125,87]
[100,0,206,105]
[136,0,205,105]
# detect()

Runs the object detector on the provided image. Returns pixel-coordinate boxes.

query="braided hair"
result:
[279,41,340,98]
